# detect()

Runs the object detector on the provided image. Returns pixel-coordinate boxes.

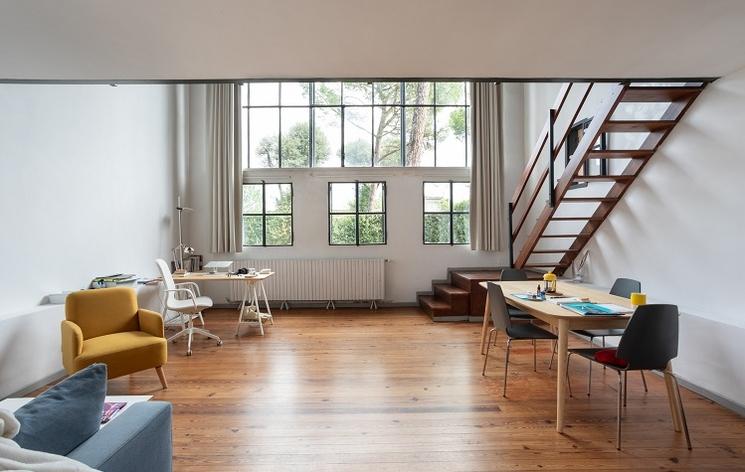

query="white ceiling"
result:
[2,0,745,81]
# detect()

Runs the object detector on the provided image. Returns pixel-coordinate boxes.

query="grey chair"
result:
[567,304,691,450]
[500,268,534,321]
[482,282,557,397]
[572,277,647,395]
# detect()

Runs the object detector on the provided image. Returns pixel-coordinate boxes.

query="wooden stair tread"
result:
[418,295,451,311]
[540,234,588,238]
[622,86,702,102]
[433,283,469,296]
[522,264,560,268]
[587,150,654,159]
[573,175,634,182]
[550,216,603,221]
[602,120,677,132]
[562,197,618,202]
[531,249,578,254]
[450,270,504,281]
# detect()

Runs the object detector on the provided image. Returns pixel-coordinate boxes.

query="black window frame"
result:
[328,181,387,246]
[241,181,294,247]
[422,180,471,246]
[242,81,470,169]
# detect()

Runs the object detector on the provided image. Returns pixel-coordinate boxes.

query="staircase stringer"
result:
[514,83,628,269]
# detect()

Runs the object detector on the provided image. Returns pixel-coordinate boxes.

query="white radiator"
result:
[230,258,386,302]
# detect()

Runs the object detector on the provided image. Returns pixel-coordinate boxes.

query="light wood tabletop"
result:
[478,280,684,434]
[172,271,274,282]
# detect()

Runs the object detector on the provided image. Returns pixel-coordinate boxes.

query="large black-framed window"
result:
[328,181,387,246]
[242,182,293,246]
[241,81,470,169]
[423,181,470,245]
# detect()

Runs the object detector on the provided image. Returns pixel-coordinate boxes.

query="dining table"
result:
[478,280,684,434]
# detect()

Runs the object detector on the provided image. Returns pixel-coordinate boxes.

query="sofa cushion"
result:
[74,331,167,379]
[13,364,107,456]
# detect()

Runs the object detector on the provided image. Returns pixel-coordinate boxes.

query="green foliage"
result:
[242,184,293,246]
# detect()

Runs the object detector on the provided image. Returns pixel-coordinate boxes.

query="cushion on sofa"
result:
[13,363,107,456]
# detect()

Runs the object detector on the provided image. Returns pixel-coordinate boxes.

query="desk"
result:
[479,280,639,433]
[173,272,275,336]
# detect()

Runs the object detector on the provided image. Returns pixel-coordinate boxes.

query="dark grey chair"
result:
[567,304,691,450]
[572,277,647,395]
[500,268,534,321]
[482,282,557,397]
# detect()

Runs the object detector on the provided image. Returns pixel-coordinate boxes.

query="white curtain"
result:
[208,83,242,253]
[470,82,503,251]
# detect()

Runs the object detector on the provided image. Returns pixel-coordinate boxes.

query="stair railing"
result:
[507,82,596,267]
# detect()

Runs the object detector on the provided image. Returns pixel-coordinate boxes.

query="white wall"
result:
[184,84,526,304]
[0,84,180,397]
[521,71,745,408]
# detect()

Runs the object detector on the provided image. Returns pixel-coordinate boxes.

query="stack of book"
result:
[90,274,137,289]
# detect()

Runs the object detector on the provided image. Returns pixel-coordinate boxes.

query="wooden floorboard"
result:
[103,308,745,471]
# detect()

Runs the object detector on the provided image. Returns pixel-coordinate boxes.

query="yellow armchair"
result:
[62,287,168,389]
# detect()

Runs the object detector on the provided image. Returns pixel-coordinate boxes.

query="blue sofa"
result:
[66,401,172,472]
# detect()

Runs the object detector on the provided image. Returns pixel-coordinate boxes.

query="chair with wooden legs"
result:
[567,304,691,450]
[156,258,223,356]
[571,277,647,396]
[482,282,557,397]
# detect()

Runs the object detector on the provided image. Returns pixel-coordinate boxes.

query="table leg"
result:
[556,319,569,433]
[664,363,683,432]
[480,293,491,355]
[235,282,249,337]
[253,285,264,336]
[260,281,273,324]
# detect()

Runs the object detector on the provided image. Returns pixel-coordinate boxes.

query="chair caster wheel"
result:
[186,350,192,356]
[217,340,223,346]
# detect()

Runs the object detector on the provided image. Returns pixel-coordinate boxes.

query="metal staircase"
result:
[509,81,709,275]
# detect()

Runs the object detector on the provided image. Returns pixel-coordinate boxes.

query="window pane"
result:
[241,107,248,169]
[344,107,372,167]
[315,82,341,105]
[436,82,466,105]
[424,183,450,212]
[405,107,435,166]
[249,108,279,168]
[330,215,357,245]
[249,82,279,106]
[242,184,263,214]
[436,106,467,167]
[243,215,263,246]
[281,107,310,168]
[374,82,401,105]
[343,82,372,105]
[453,214,470,244]
[240,83,248,107]
[314,107,341,167]
[424,214,450,244]
[359,214,385,245]
[330,183,356,213]
[281,82,310,106]
[373,106,401,167]
[265,216,292,246]
[265,184,292,214]
[358,182,384,212]
[405,82,434,105]
[452,183,470,212]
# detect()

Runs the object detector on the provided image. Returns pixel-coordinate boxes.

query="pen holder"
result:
[630,292,647,306]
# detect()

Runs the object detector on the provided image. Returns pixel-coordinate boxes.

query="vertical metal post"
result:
[548,108,557,208]
[507,202,515,268]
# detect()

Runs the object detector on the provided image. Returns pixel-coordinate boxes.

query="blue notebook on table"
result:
[560,302,631,316]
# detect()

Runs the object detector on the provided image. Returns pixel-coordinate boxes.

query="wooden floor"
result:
[107,308,745,471]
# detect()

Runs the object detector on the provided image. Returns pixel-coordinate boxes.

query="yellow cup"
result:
[630,292,647,306]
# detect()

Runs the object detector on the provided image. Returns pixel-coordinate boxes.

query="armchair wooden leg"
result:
[155,366,168,389]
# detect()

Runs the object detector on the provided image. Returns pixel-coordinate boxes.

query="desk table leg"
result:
[556,319,569,433]
[235,282,249,337]
[260,281,273,324]
[480,293,491,355]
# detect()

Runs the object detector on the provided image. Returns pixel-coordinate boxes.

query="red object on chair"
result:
[594,349,629,368]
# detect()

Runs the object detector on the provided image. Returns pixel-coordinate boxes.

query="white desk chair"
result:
[156,258,222,356]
